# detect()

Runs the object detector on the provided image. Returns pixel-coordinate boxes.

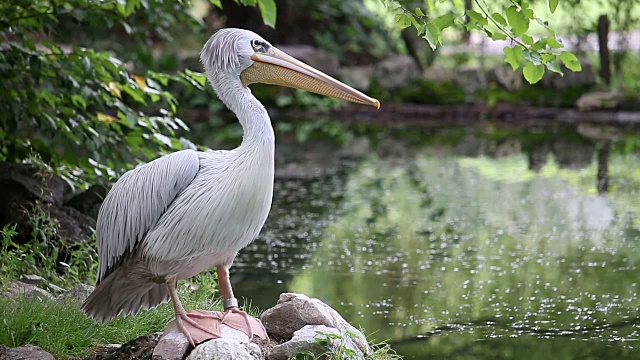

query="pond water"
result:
[230,121,640,359]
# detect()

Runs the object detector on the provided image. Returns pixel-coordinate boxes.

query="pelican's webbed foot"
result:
[220,298,269,340]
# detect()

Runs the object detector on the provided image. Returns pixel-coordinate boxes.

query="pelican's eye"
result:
[251,39,270,52]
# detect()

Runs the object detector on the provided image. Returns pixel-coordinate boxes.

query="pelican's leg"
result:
[166,278,222,346]
[216,265,269,340]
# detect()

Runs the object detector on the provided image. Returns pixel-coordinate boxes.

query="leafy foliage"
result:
[382,0,583,84]
[0,0,213,188]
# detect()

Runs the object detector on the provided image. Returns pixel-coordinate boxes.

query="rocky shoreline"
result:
[1,280,376,360]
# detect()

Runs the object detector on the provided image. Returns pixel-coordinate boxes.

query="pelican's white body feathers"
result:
[83,29,275,322]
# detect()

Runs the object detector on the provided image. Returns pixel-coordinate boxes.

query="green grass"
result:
[0,280,223,359]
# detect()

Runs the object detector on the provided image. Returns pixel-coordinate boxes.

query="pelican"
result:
[81,28,379,345]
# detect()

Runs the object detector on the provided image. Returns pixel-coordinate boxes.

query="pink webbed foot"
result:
[221,307,269,340]
[174,310,224,347]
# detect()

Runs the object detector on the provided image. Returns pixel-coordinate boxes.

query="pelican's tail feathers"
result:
[81,266,169,323]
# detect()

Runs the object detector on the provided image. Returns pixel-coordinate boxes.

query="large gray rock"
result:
[186,338,260,360]
[1,282,52,300]
[65,185,108,220]
[0,161,66,207]
[373,55,420,90]
[276,45,340,77]
[267,325,363,360]
[0,345,55,360]
[261,293,370,355]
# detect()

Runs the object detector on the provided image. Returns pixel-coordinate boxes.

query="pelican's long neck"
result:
[209,72,275,151]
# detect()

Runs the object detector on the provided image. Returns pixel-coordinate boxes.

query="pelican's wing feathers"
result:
[96,149,200,283]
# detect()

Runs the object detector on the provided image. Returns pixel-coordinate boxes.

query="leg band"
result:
[224,297,239,309]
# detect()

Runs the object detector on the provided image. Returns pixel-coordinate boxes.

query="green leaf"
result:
[415,7,424,17]
[124,0,140,17]
[536,18,556,36]
[522,8,534,19]
[547,37,563,49]
[531,38,546,51]
[432,13,455,31]
[492,13,507,27]
[523,62,545,84]
[491,32,508,41]
[546,59,563,75]
[395,13,413,29]
[466,10,488,26]
[422,23,441,50]
[71,95,86,110]
[523,49,542,65]
[549,0,559,14]
[257,0,277,28]
[522,34,534,45]
[208,0,223,8]
[505,6,529,37]
[503,45,524,70]
[184,69,207,87]
[385,0,403,10]
[560,51,582,72]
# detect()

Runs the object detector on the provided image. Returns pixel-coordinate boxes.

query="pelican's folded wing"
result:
[95,149,200,284]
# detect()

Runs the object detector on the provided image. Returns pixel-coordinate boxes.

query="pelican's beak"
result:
[241,47,380,109]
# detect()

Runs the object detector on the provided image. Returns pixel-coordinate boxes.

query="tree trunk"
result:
[597,15,611,85]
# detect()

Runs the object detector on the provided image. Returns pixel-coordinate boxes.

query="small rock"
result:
[0,344,55,360]
[261,293,371,355]
[186,338,258,360]
[267,325,363,360]
[19,274,64,296]
[44,282,66,296]
[576,91,623,111]
[152,326,191,360]
[2,282,52,300]
[153,312,256,360]
[19,274,44,285]
[59,284,95,302]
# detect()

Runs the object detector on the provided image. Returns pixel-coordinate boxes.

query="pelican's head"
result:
[201,28,380,109]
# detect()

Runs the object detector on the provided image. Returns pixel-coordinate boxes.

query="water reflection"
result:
[232,124,640,359]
